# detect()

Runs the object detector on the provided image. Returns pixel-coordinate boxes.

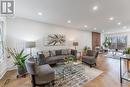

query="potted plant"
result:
[83,46,88,55]
[64,55,76,64]
[7,48,29,76]
[103,37,111,52]
[124,48,130,54]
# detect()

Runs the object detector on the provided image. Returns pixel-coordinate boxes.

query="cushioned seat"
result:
[25,58,55,87]
[82,50,98,67]
[35,64,55,84]
[82,56,96,64]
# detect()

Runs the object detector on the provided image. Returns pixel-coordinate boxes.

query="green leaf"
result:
[6,48,29,68]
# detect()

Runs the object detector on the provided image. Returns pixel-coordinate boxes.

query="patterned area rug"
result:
[1,63,103,87]
[52,63,103,87]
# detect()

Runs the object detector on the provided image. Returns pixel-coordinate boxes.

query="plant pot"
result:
[17,65,27,75]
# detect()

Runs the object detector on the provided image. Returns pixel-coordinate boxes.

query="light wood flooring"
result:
[1,54,130,87]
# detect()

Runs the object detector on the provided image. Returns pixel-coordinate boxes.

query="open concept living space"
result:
[1,0,130,87]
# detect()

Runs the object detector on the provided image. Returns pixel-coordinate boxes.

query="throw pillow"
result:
[62,49,69,55]
[43,51,50,58]
[68,49,71,55]
[49,50,56,56]
[38,54,45,65]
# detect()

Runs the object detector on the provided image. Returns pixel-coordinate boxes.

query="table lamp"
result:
[26,41,36,56]
[73,42,78,50]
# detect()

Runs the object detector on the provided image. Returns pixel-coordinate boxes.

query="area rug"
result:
[2,63,103,87]
[52,63,103,87]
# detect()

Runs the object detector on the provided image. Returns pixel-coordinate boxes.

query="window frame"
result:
[0,22,4,61]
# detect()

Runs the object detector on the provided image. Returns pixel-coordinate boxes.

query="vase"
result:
[17,65,27,75]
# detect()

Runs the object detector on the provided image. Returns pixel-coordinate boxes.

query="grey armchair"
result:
[25,58,55,87]
[82,50,98,67]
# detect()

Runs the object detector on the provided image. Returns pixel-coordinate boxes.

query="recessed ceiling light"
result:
[94,28,97,30]
[109,17,114,21]
[117,22,121,25]
[93,5,98,11]
[38,12,43,16]
[123,26,127,29]
[84,25,88,28]
[67,20,71,23]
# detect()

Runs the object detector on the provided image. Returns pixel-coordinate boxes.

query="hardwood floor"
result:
[1,54,130,87]
[83,54,130,87]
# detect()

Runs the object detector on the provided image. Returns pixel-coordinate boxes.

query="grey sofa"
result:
[25,58,55,87]
[37,49,77,65]
[82,50,98,67]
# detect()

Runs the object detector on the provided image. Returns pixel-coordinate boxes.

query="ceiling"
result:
[15,0,130,32]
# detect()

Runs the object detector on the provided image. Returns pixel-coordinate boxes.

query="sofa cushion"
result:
[35,64,55,84]
[43,51,50,58]
[55,50,62,56]
[62,49,69,55]
[45,55,65,64]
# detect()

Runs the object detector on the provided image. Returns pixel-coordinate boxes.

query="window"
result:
[0,22,4,61]
[106,35,127,50]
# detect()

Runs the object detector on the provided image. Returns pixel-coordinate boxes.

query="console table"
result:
[120,55,130,83]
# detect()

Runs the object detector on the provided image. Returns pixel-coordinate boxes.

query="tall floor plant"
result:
[7,48,29,75]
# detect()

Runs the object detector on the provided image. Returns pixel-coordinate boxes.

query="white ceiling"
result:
[15,0,130,32]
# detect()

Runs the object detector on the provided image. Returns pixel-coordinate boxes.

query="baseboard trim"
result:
[0,67,16,79]
[0,69,7,79]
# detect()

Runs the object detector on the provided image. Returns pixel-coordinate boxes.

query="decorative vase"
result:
[17,65,27,75]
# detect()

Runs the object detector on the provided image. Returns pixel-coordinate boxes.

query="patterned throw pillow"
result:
[38,54,45,65]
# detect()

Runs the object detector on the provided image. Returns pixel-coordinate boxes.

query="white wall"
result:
[6,17,92,69]
[6,18,92,50]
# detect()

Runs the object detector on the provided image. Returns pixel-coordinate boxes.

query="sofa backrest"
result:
[37,49,77,62]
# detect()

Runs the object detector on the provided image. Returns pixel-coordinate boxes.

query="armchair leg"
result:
[32,83,35,87]
[31,75,36,87]
[52,80,55,86]
[90,64,92,68]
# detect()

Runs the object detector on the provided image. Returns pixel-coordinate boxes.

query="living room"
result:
[0,0,130,87]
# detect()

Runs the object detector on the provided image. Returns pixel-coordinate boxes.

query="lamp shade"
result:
[26,41,36,48]
[73,42,78,46]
